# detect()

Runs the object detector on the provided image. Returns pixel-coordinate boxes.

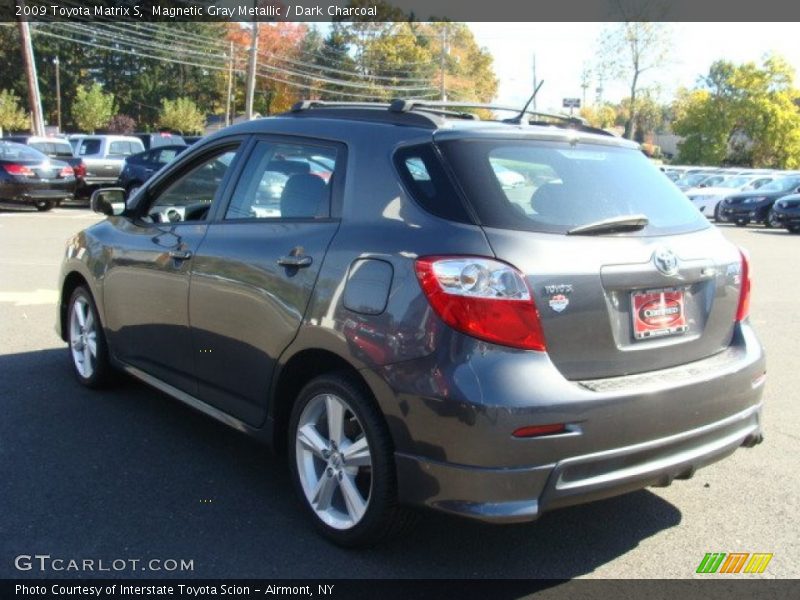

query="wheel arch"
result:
[269,347,377,455]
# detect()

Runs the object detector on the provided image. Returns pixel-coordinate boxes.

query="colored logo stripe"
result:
[697,553,773,574]
[744,553,773,574]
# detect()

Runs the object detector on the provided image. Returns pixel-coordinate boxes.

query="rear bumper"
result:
[368,323,766,522]
[0,179,75,202]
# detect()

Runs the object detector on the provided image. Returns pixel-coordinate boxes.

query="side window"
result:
[157,148,178,165]
[79,139,101,156]
[225,141,336,220]
[143,147,238,224]
[394,144,472,223]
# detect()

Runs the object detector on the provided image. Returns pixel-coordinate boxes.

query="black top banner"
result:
[3,0,800,22]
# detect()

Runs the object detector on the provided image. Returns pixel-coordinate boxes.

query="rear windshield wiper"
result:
[566,214,649,236]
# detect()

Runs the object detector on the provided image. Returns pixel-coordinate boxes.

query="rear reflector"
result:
[3,164,34,177]
[513,423,567,438]
[415,256,546,351]
[736,248,751,322]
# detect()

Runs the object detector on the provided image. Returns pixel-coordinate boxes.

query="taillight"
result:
[415,256,546,351]
[59,165,74,178]
[736,248,751,322]
[3,164,34,177]
[73,163,86,178]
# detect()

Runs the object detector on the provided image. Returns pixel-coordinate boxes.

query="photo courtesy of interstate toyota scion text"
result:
[56,100,766,546]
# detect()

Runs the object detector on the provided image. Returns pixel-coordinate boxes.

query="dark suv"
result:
[57,101,765,546]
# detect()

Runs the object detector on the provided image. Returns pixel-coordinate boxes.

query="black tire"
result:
[66,286,114,388]
[766,209,781,229]
[288,372,415,547]
[735,218,749,227]
[34,199,54,212]
[714,202,727,223]
[788,225,800,234]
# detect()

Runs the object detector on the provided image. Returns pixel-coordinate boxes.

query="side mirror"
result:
[90,188,126,216]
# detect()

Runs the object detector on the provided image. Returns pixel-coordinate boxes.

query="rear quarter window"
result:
[393,144,472,223]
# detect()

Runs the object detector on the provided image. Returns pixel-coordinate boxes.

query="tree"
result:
[672,56,800,168]
[0,89,29,134]
[158,97,205,134]
[72,83,115,133]
[597,23,671,140]
[107,114,136,134]
[579,104,618,129]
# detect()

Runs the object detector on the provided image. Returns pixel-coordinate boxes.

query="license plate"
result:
[631,288,688,340]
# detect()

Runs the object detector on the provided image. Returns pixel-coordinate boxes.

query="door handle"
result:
[169,249,193,261]
[277,254,312,268]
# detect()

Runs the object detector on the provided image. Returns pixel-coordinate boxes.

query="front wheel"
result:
[67,286,113,388]
[766,209,781,229]
[288,373,414,547]
[714,202,728,223]
[34,199,54,212]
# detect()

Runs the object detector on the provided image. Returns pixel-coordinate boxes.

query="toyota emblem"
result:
[653,247,679,276]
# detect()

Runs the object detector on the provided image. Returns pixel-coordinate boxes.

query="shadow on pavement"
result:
[1,347,682,580]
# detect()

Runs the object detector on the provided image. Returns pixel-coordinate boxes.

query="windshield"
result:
[0,142,47,162]
[436,139,709,235]
[720,176,751,188]
[759,177,800,193]
[677,172,715,186]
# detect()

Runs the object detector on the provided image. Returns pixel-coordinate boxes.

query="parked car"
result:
[0,141,75,211]
[74,135,145,195]
[182,135,204,145]
[686,174,776,221]
[57,100,765,547]
[117,145,189,198]
[3,135,88,194]
[134,132,187,150]
[66,134,87,154]
[770,194,800,233]
[674,170,724,191]
[719,175,800,227]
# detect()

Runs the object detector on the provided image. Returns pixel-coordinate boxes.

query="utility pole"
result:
[245,20,259,120]
[532,54,537,111]
[53,55,61,132]
[17,16,45,136]
[580,65,590,108]
[225,41,233,127]
[439,25,448,101]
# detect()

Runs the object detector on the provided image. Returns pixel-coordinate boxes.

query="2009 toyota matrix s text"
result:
[56,100,766,547]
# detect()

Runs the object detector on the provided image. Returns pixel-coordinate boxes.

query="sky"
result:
[467,23,800,112]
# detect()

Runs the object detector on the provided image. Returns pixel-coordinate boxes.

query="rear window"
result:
[79,139,101,156]
[437,139,709,235]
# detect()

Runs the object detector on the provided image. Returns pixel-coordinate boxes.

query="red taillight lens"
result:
[736,248,751,322]
[415,256,546,351]
[73,163,86,178]
[59,165,74,177]
[3,164,34,177]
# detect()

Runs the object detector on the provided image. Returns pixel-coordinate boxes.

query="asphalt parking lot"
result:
[1,206,797,580]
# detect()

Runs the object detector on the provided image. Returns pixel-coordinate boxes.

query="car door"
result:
[102,141,243,394]
[188,137,344,426]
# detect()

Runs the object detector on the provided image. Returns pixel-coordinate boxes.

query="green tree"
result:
[72,83,115,133]
[158,97,205,134]
[0,89,29,133]
[672,56,800,168]
[597,23,671,140]
[579,103,618,129]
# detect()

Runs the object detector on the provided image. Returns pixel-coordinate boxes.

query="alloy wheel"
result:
[69,296,98,379]
[295,393,373,530]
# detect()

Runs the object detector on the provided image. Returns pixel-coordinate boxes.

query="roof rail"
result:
[283,99,615,137]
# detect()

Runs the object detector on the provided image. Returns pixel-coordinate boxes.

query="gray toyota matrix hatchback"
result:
[57,101,765,546]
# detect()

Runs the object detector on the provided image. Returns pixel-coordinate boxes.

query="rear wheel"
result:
[67,286,113,388]
[34,199,54,212]
[713,202,728,223]
[735,218,749,227]
[288,373,413,547]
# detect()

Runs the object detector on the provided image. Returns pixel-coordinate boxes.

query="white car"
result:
[686,175,776,220]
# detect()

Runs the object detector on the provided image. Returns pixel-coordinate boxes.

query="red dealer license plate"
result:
[631,288,688,340]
